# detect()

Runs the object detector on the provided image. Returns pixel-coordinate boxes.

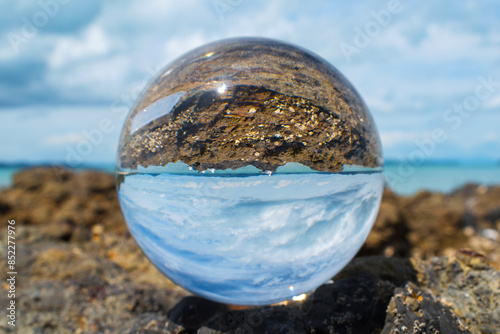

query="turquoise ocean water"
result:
[0,167,19,189]
[0,163,499,196]
[383,163,500,195]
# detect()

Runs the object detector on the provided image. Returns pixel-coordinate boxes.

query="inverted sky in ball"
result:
[116,37,383,305]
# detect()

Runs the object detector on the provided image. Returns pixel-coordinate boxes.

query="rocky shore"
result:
[0,167,499,333]
[118,38,382,173]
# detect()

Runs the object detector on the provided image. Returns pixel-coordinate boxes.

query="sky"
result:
[1,0,499,167]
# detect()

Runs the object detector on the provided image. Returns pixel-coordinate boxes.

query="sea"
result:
[0,162,499,196]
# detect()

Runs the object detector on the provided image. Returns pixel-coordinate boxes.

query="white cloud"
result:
[42,132,86,146]
[386,23,499,63]
[483,94,500,109]
[163,32,208,61]
[418,24,481,60]
[375,24,411,50]
[48,24,112,69]
[46,53,131,103]
[365,95,394,113]
[380,131,417,147]
[116,1,199,23]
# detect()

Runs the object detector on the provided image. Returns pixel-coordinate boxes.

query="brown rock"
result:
[1,168,499,333]
[356,184,500,265]
[117,38,382,173]
[360,188,410,257]
[400,190,467,258]
[381,282,470,334]
[0,167,127,235]
[412,251,500,333]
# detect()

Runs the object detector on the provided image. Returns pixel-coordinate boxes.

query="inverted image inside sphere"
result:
[117,37,382,173]
[115,38,384,305]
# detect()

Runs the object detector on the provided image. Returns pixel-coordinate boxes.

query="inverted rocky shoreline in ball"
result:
[118,38,382,173]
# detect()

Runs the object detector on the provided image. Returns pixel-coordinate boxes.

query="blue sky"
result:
[1,0,499,166]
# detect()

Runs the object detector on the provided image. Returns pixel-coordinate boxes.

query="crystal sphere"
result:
[116,37,383,305]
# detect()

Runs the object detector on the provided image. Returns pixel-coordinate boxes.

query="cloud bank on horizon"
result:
[1,0,499,165]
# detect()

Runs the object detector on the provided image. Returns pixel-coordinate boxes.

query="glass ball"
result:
[116,37,383,305]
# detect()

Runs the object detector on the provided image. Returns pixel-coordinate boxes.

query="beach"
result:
[0,167,498,332]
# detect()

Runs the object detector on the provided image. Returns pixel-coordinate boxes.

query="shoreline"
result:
[0,167,498,332]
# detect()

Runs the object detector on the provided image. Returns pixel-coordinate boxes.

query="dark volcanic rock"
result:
[118,38,382,173]
[166,296,229,333]
[302,274,396,333]
[333,256,416,286]
[413,250,500,333]
[381,282,470,334]
[199,307,308,334]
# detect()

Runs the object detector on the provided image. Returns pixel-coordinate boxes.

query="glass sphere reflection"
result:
[116,37,383,305]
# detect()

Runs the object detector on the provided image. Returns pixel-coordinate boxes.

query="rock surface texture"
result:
[0,168,499,333]
[117,38,382,173]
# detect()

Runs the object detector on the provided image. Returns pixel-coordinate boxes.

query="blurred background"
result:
[1,0,500,195]
[1,3,499,331]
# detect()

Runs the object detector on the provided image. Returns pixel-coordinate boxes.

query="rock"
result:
[333,256,416,286]
[302,274,394,333]
[0,168,499,333]
[166,296,229,333]
[199,307,308,334]
[359,188,410,257]
[358,184,500,264]
[120,313,169,334]
[14,279,184,334]
[400,190,468,258]
[0,167,127,236]
[381,282,470,334]
[413,250,500,333]
[118,38,382,173]
[37,221,73,241]
[11,166,71,190]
